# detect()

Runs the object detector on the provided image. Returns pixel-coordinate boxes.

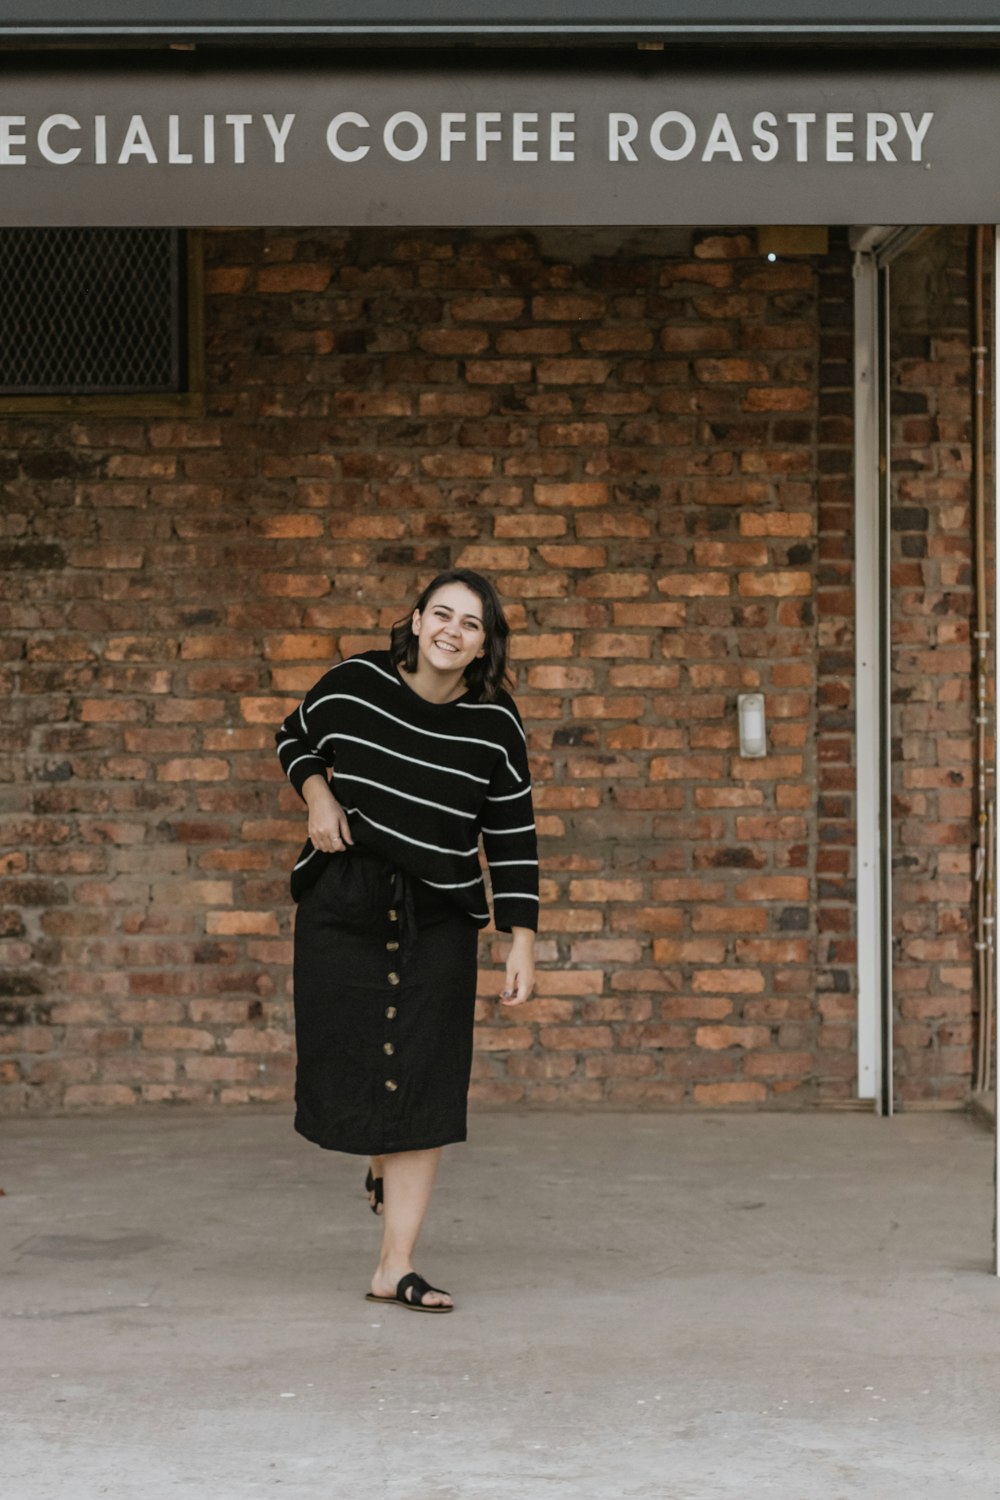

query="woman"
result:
[274,568,538,1313]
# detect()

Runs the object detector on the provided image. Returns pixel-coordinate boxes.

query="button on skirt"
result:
[291,848,480,1156]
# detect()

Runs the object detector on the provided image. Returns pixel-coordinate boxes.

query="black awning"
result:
[4,1,1000,41]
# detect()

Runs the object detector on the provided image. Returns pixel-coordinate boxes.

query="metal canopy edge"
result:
[6,0,1000,39]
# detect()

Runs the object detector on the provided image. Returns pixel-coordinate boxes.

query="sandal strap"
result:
[396,1271,447,1306]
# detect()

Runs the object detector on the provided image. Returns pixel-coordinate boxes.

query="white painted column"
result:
[853,248,884,1106]
[992,227,999,1277]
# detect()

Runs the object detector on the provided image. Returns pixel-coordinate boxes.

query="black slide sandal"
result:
[365,1271,454,1313]
[364,1166,384,1215]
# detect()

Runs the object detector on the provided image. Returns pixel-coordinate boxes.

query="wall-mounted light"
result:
[737,693,767,759]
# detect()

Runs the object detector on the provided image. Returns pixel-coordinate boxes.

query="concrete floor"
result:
[1,1108,998,1500]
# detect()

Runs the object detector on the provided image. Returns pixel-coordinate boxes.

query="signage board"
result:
[0,63,994,225]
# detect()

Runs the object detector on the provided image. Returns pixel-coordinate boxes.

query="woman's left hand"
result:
[500,930,536,1006]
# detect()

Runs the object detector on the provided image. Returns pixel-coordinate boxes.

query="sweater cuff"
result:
[287,753,328,801]
[492,895,539,934]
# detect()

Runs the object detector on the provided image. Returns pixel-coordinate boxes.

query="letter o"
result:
[326,112,370,162]
[383,111,428,162]
[649,111,696,162]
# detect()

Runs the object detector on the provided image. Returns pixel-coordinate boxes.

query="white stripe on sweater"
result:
[285,752,326,779]
[307,693,521,781]
[480,822,536,835]
[341,806,480,859]
[352,656,402,688]
[317,733,490,785]
[333,773,478,820]
[458,699,526,742]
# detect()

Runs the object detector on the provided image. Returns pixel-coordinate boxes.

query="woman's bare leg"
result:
[369,1146,452,1308]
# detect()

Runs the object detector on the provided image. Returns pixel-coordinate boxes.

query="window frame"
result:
[0,228,205,417]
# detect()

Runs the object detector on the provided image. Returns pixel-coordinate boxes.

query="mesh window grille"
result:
[0,227,184,396]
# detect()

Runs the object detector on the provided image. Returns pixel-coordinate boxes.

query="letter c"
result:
[326,112,370,162]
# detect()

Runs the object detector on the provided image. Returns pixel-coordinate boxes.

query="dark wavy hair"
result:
[389,569,512,703]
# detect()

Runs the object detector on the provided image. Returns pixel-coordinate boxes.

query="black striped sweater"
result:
[274,649,539,932]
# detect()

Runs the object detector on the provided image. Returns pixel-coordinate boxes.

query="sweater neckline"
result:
[389,655,474,709]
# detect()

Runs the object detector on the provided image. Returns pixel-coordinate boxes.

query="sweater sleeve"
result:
[480,696,539,934]
[274,672,335,802]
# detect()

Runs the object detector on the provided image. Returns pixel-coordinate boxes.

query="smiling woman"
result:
[273,567,539,1312]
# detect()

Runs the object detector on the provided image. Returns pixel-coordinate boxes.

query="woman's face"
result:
[411,583,487,676]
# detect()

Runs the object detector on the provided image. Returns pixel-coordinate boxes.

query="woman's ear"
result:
[411,609,421,635]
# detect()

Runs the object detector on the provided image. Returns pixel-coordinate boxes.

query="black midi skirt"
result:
[291,845,480,1156]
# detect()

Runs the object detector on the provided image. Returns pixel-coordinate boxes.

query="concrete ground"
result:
[1,1107,998,1500]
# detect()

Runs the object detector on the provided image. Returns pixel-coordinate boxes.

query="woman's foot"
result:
[369,1261,453,1309]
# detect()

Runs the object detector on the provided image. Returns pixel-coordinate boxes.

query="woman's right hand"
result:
[302,776,354,853]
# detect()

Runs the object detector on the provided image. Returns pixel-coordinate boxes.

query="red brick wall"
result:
[0,224,978,1113]
[889,227,979,1103]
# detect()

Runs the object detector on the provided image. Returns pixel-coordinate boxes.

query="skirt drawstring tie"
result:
[390,863,420,965]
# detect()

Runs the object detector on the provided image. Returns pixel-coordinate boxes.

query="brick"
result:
[465,360,532,384]
[536,358,612,386]
[661,325,737,352]
[579,632,652,659]
[538,1026,614,1050]
[583,1054,658,1078]
[695,358,769,383]
[454,544,530,571]
[693,1081,768,1105]
[64,1085,138,1107]
[690,913,768,942]
[742,1051,814,1079]
[450,295,524,320]
[656,573,730,597]
[532,294,606,320]
[493,519,565,545]
[695,1025,771,1050]
[534,482,609,509]
[576,573,649,599]
[257,264,332,293]
[206,912,281,936]
[661,997,734,1023]
[742,387,812,412]
[263,634,337,662]
[157,759,230,782]
[737,571,812,597]
[734,876,810,901]
[142,1027,215,1052]
[534,970,606,996]
[537,545,607,569]
[496,328,573,355]
[508,632,574,660]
